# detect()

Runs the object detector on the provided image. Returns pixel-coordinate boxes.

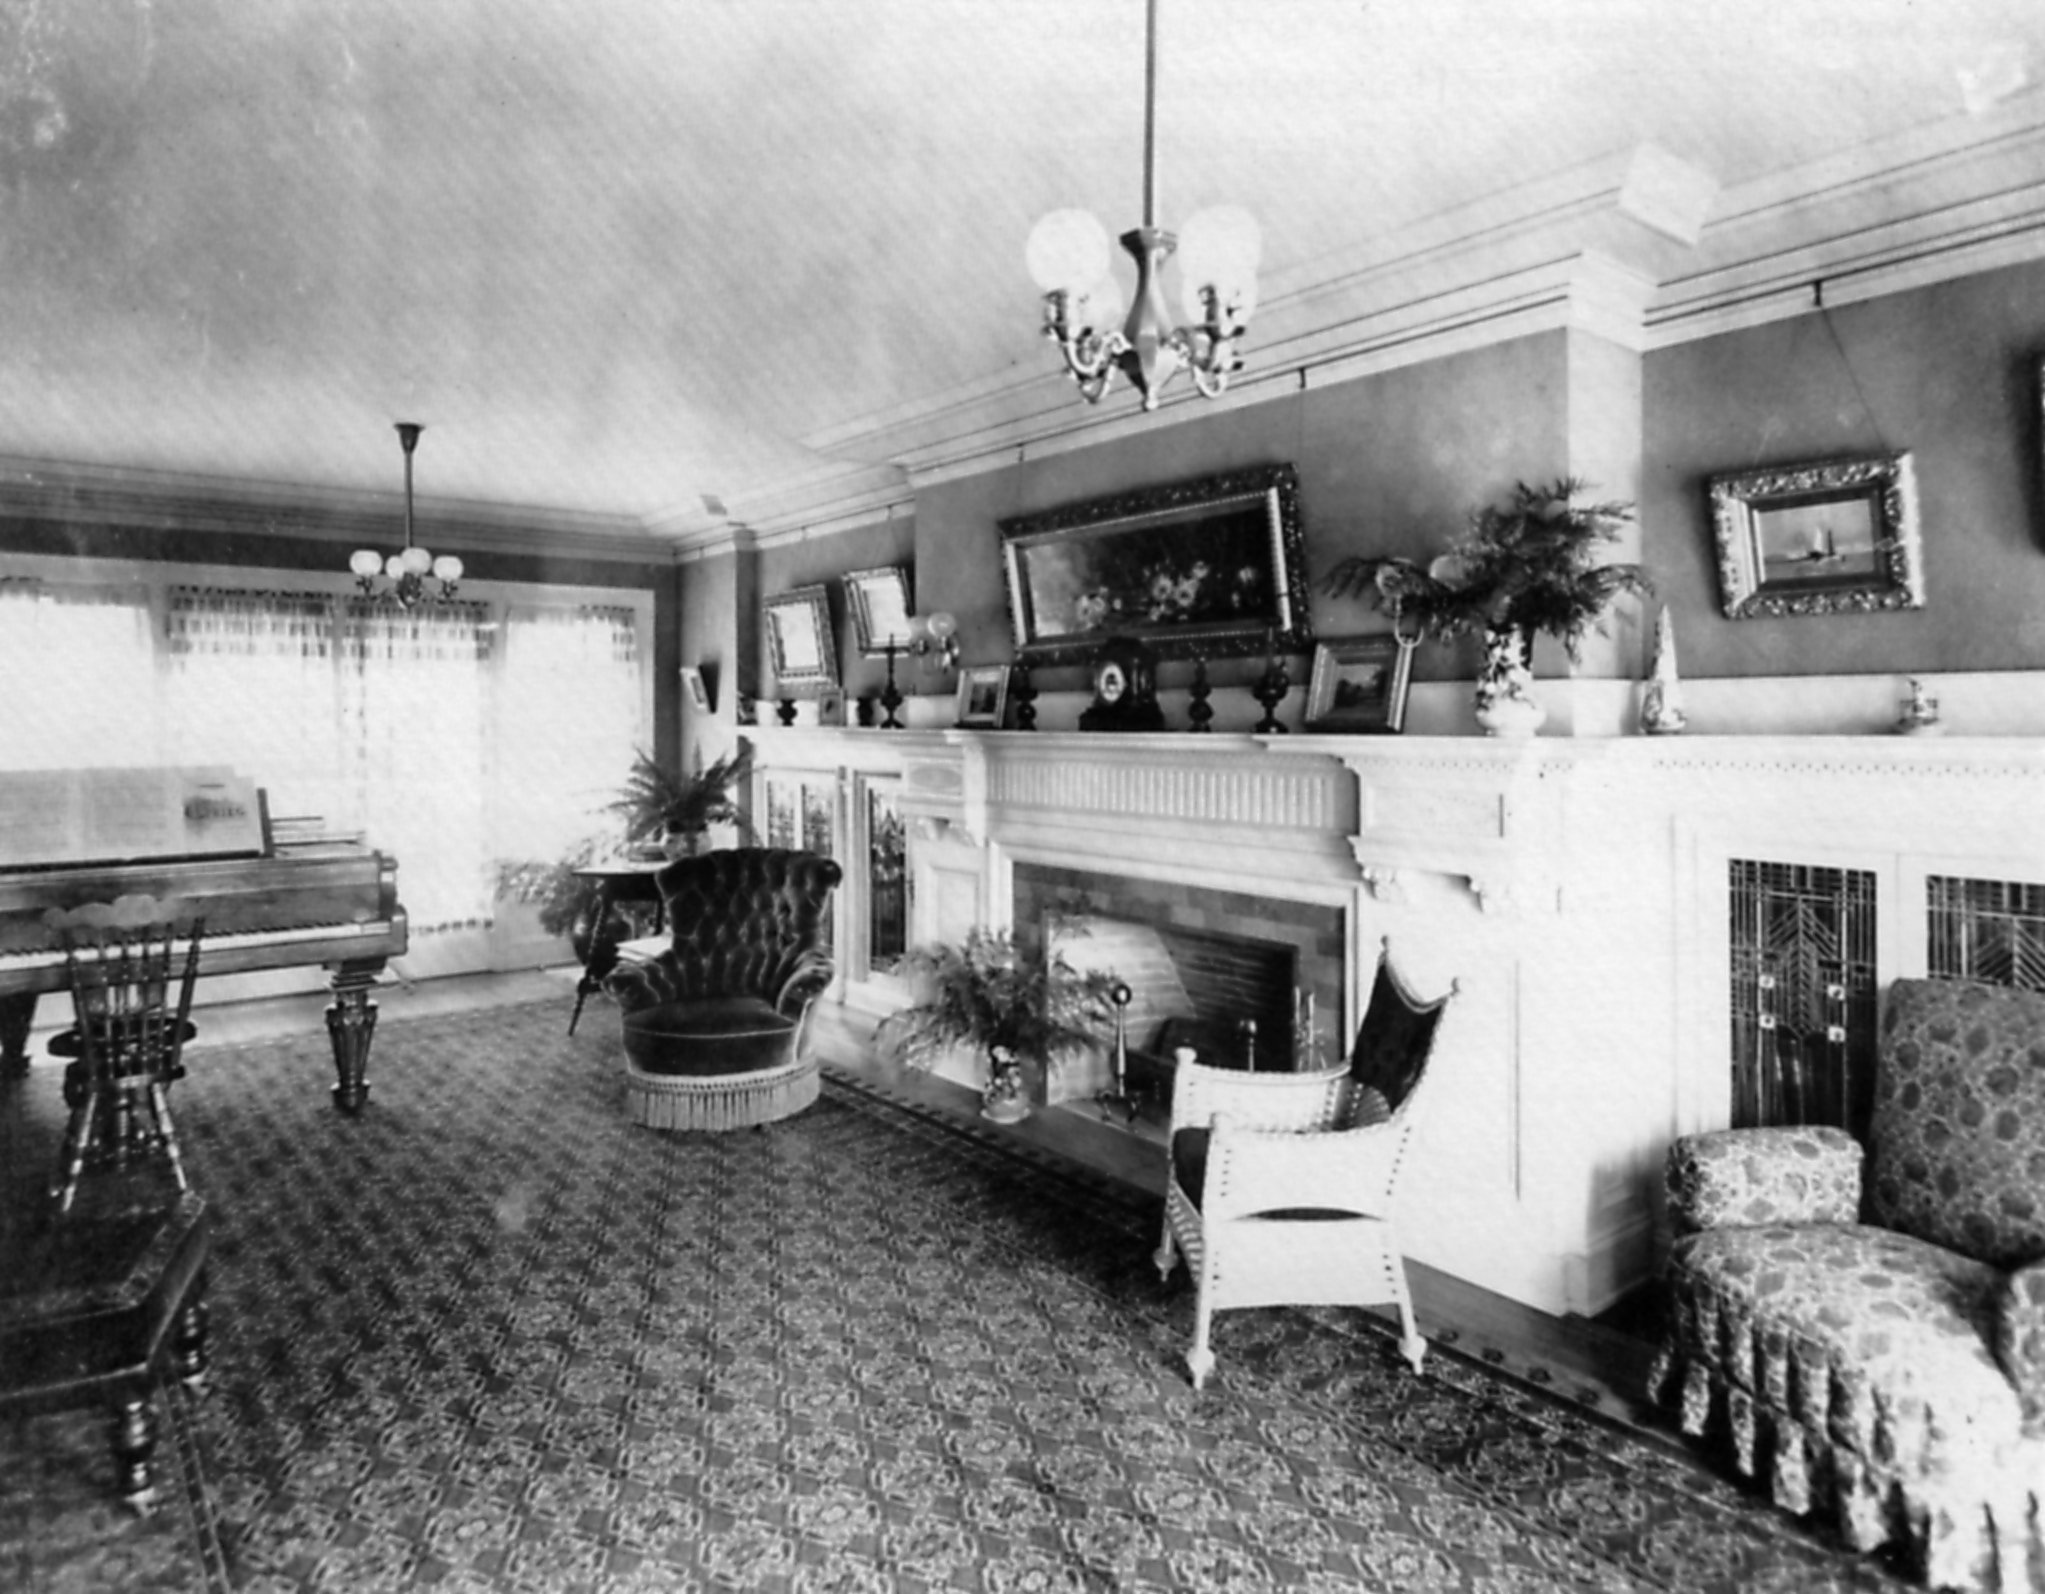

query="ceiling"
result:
[2,0,2041,544]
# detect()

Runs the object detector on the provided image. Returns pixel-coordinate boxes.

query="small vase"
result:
[1473,625,1545,738]
[981,1044,1030,1124]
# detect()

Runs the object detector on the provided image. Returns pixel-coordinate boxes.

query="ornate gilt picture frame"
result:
[1707,453,1924,619]
[843,565,913,656]
[997,462,1312,665]
[763,584,838,692]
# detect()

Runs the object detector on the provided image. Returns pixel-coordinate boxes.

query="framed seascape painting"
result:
[763,585,838,691]
[997,462,1312,665]
[844,565,913,656]
[1707,453,1924,619]
[1304,637,1413,734]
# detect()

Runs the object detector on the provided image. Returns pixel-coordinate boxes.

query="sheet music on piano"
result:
[0,766,267,871]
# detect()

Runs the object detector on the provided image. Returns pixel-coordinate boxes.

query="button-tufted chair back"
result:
[654,848,842,1003]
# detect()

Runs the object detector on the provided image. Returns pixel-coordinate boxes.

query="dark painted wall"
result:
[752,513,917,703]
[1643,256,2045,676]
[912,333,1572,693]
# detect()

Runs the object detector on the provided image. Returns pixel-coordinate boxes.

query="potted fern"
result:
[875,927,1120,1123]
[1320,477,1649,736]
[609,744,755,857]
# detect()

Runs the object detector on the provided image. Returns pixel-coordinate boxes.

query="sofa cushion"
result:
[1669,1221,2018,1461]
[1869,978,2045,1268]
[622,998,797,1078]
[1664,1126,1862,1236]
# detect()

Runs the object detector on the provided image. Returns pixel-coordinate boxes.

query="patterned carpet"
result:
[0,999,1909,1592]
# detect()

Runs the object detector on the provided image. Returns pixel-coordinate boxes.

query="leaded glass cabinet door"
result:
[1727,859,1878,1139]
[866,780,907,977]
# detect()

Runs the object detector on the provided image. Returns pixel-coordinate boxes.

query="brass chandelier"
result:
[350,423,463,606]
[1025,0,1260,411]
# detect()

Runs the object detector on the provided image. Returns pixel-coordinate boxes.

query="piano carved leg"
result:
[325,963,381,1114]
[0,992,35,1076]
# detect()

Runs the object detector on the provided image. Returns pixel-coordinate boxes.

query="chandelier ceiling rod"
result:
[349,422,462,607]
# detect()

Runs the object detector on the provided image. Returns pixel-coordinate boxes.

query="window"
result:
[1,570,650,945]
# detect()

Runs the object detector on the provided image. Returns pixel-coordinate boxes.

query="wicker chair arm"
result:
[1994,1257,2045,1431]
[1664,1126,1863,1235]
[1169,1060,1349,1136]
[1199,1113,1414,1222]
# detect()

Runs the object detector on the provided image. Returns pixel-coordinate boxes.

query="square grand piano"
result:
[0,767,406,1112]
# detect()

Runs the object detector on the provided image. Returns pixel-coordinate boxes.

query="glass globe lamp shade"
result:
[924,611,958,644]
[431,554,463,583]
[383,552,407,579]
[1026,208,1111,295]
[349,548,383,578]
[1075,272,1124,334]
[401,545,433,575]
[1175,205,1262,323]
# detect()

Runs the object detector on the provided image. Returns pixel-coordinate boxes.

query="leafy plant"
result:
[608,744,755,844]
[493,834,610,936]
[875,927,1120,1071]
[1320,477,1650,657]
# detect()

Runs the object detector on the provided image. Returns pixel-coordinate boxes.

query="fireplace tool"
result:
[1097,981,1138,1124]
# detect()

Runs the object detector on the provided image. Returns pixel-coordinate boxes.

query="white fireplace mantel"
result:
[745,723,2045,1316]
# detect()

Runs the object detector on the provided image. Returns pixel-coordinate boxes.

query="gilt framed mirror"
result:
[843,566,913,656]
[763,584,838,691]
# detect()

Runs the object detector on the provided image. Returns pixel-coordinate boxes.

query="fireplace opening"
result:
[1050,914,1297,1074]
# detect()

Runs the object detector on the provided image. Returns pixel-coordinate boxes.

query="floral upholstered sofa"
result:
[1648,977,2045,1593]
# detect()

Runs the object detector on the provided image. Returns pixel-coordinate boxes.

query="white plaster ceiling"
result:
[1,0,2040,535]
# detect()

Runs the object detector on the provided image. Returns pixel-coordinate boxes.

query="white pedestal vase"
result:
[1473,625,1546,738]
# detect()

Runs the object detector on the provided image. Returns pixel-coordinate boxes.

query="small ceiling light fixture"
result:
[350,423,463,606]
[1026,0,1260,411]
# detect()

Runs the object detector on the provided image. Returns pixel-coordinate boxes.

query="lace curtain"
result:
[0,579,159,769]
[494,604,643,861]
[7,580,644,939]
[337,599,496,932]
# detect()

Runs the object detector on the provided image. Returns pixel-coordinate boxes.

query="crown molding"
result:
[0,454,661,564]
[800,100,2045,498]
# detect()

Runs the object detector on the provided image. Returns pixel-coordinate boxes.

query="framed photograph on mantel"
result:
[1304,636,1413,734]
[1707,453,1924,620]
[997,462,1312,665]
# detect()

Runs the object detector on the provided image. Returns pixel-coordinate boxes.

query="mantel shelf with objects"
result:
[744,722,2045,1318]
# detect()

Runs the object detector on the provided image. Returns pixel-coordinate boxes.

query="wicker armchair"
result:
[603,848,841,1131]
[1648,977,2045,1593]
[1153,943,1457,1389]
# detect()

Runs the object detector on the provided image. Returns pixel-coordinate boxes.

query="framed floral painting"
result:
[997,463,1312,665]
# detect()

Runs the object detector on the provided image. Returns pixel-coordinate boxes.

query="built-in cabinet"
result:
[746,725,2045,1320]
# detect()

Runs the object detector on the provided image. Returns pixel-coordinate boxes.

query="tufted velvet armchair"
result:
[1649,977,2045,1593]
[603,848,841,1131]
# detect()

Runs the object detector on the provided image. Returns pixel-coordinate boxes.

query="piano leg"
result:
[325,962,381,1114]
[0,992,35,1076]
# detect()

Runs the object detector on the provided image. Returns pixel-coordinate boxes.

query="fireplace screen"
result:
[1728,859,1878,1139]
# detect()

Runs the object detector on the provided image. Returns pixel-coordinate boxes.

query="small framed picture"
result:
[1304,637,1413,734]
[680,665,712,713]
[1707,452,1924,619]
[815,690,846,727]
[955,664,1009,729]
